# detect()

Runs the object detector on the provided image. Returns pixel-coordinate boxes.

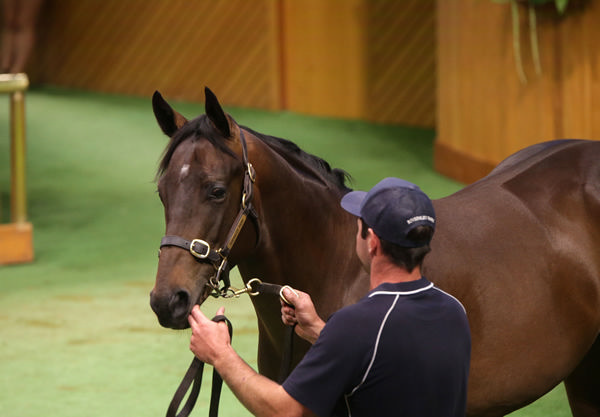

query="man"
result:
[189,177,471,417]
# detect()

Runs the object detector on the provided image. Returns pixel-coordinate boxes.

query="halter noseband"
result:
[158,130,258,297]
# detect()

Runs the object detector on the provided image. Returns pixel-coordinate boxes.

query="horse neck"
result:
[240,136,363,298]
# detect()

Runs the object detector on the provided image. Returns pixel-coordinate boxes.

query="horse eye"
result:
[209,186,227,200]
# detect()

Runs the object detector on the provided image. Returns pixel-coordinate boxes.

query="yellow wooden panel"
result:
[436,0,600,183]
[557,2,600,139]
[282,0,366,119]
[282,0,435,127]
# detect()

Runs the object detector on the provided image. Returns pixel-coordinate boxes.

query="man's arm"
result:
[188,306,316,417]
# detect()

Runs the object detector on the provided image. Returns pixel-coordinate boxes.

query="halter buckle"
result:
[190,239,211,259]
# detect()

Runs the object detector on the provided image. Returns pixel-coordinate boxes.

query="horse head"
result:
[150,87,259,329]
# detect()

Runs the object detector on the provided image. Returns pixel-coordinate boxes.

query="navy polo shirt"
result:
[282,277,471,417]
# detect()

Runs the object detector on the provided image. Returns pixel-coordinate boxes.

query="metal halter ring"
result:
[218,278,263,299]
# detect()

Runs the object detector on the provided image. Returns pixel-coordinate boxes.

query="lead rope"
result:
[165,281,297,417]
[166,315,232,417]
[249,281,297,383]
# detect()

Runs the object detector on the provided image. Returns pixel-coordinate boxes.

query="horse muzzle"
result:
[149,288,188,329]
[149,285,212,329]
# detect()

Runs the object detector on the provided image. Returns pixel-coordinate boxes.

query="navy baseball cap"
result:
[341,177,435,247]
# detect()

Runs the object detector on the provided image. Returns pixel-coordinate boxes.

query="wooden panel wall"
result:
[30,0,281,109]
[26,0,436,127]
[282,0,435,126]
[436,0,600,183]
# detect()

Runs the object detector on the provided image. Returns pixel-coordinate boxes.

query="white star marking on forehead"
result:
[179,164,190,180]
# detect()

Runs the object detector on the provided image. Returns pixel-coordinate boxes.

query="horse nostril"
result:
[149,290,164,316]
[169,289,191,320]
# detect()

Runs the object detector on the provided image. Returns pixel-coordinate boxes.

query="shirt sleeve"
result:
[282,307,375,417]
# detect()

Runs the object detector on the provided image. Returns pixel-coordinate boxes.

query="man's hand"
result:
[188,304,316,417]
[188,305,231,365]
[280,288,325,344]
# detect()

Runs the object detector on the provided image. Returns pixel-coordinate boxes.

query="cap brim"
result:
[341,191,367,217]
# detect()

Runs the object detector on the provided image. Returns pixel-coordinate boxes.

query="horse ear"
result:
[152,91,187,137]
[204,87,231,138]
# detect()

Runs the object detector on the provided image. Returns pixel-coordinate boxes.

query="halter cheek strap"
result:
[158,129,258,297]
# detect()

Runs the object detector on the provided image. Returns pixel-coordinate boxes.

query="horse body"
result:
[150,89,600,416]
[426,140,600,415]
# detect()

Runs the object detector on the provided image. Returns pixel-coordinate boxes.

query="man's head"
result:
[341,178,435,271]
[341,177,435,247]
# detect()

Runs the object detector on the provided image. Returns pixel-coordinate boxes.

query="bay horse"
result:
[149,88,600,417]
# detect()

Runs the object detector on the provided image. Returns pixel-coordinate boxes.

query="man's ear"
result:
[367,228,379,256]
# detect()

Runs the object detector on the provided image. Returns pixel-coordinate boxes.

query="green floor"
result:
[0,87,569,416]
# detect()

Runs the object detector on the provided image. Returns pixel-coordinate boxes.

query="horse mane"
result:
[157,115,351,192]
[240,125,351,191]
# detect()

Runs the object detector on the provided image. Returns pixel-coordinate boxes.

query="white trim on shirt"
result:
[368,282,434,297]
[347,294,400,398]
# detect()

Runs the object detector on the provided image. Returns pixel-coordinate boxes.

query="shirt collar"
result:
[368,276,433,297]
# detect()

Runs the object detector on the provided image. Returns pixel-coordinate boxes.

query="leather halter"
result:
[159,129,258,297]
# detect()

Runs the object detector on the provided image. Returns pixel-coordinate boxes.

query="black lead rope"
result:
[166,283,297,417]
[166,315,233,417]
[249,281,297,383]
